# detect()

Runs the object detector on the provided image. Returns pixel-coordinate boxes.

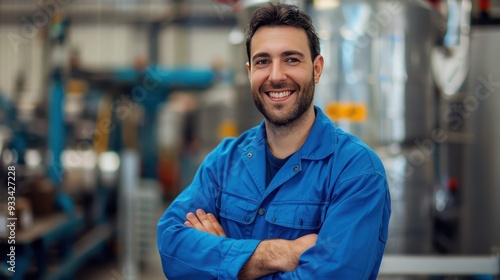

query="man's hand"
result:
[289,233,319,268]
[185,209,317,279]
[238,233,318,279]
[184,209,226,237]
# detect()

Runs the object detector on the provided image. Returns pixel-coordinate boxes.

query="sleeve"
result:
[272,173,391,280]
[157,147,261,280]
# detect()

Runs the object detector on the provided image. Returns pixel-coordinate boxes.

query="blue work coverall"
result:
[157,107,391,279]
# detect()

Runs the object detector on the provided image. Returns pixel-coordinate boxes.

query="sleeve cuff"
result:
[218,239,261,279]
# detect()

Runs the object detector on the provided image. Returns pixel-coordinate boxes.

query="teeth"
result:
[269,91,291,99]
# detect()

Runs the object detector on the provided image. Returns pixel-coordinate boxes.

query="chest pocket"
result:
[218,191,260,224]
[265,201,328,230]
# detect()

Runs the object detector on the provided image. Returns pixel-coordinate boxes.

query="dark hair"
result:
[245,3,320,62]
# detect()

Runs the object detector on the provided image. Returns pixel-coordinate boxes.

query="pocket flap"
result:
[219,191,260,225]
[266,202,328,230]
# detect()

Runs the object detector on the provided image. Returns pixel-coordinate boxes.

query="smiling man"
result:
[157,3,391,280]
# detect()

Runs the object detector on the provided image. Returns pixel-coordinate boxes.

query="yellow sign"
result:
[217,120,238,139]
[325,102,367,123]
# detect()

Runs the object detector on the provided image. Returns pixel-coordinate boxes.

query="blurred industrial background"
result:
[0,0,499,279]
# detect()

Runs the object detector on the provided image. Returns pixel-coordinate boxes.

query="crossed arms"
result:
[184,209,317,279]
[157,174,389,280]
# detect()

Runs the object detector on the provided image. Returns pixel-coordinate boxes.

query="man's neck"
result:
[265,107,315,159]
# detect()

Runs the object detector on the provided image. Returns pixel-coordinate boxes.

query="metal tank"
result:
[460,27,500,255]
[311,0,448,256]
[312,0,447,149]
[313,0,473,263]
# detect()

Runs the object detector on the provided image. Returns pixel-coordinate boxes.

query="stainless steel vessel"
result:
[312,0,445,147]
[311,0,448,255]
[461,27,500,255]
[312,0,472,261]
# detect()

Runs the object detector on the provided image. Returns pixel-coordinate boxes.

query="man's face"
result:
[246,26,323,127]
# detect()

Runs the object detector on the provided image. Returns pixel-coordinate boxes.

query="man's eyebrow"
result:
[251,51,305,62]
[251,52,270,62]
[282,50,305,58]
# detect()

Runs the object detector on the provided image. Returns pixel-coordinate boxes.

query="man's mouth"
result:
[266,90,294,100]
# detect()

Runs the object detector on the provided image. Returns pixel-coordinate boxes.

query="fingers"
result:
[207,213,226,237]
[195,209,218,235]
[186,211,204,231]
[185,209,226,237]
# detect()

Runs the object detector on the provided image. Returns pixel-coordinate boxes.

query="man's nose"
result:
[268,62,287,82]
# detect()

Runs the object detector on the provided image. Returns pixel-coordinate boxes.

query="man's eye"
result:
[286,58,299,63]
[255,60,269,65]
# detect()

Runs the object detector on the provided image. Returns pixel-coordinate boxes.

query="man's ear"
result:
[313,55,324,84]
[246,62,251,80]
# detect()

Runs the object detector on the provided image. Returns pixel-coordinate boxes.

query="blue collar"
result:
[238,106,338,160]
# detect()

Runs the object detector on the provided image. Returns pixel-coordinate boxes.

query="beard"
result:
[251,74,315,127]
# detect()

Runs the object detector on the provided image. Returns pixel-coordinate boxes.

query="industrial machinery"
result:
[1,4,215,277]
